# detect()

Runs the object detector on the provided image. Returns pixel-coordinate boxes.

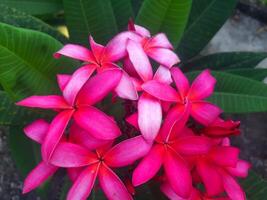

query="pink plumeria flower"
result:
[132,122,211,199]
[22,119,59,193]
[142,67,222,135]
[194,145,250,200]
[128,21,180,68]
[49,136,151,200]
[54,33,142,100]
[200,117,241,138]
[16,69,122,161]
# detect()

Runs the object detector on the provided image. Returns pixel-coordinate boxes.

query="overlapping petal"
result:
[24,119,49,143]
[171,67,190,99]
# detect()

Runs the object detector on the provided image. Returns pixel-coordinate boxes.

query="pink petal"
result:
[105,31,142,62]
[153,65,172,84]
[163,149,192,198]
[132,145,164,186]
[63,65,96,105]
[125,113,139,130]
[188,70,216,100]
[104,136,151,167]
[226,160,251,178]
[41,110,74,161]
[126,39,153,81]
[141,80,179,102]
[159,103,190,141]
[221,170,246,200]
[16,95,71,109]
[89,36,105,61]
[209,146,240,167]
[123,57,140,78]
[191,102,222,126]
[131,24,151,37]
[171,67,190,99]
[23,161,58,194]
[74,106,121,140]
[149,33,173,49]
[57,74,71,91]
[67,167,84,182]
[24,119,49,144]
[138,93,162,141]
[172,136,211,155]
[76,68,122,106]
[160,181,187,200]
[54,44,95,62]
[147,48,180,68]
[67,164,99,200]
[50,142,98,167]
[196,159,224,196]
[115,71,138,100]
[69,123,111,150]
[99,164,133,200]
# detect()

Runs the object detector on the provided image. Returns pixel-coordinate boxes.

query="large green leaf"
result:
[0,22,75,100]
[0,0,63,15]
[225,68,267,81]
[241,171,267,200]
[136,0,192,47]
[182,52,267,72]
[0,4,67,43]
[110,0,134,31]
[177,0,237,60]
[187,71,267,113]
[131,0,143,16]
[63,0,118,45]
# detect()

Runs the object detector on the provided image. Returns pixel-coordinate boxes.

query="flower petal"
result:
[105,31,142,62]
[89,35,105,61]
[160,181,189,200]
[196,159,224,196]
[138,93,162,141]
[172,136,211,155]
[104,136,151,167]
[57,74,71,91]
[23,161,58,194]
[67,167,84,182]
[24,119,49,144]
[191,102,222,126]
[171,67,190,99]
[69,123,111,150]
[74,106,121,140]
[125,112,139,130]
[132,145,164,186]
[99,164,133,200]
[163,149,192,198]
[153,65,172,84]
[221,170,246,200]
[141,80,179,102]
[41,110,74,161]
[50,142,98,167]
[16,95,71,109]
[115,71,138,100]
[128,22,151,37]
[188,70,216,100]
[76,68,122,106]
[54,44,95,62]
[226,160,251,178]
[149,33,173,49]
[63,65,96,105]
[67,164,99,200]
[127,39,153,81]
[209,146,240,167]
[147,48,180,68]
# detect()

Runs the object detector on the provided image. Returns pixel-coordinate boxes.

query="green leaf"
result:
[0,4,67,43]
[177,0,237,60]
[131,0,143,16]
[187,71,267,113]
[182,52,267,72]
[0,0,63,16]
[136,0,192,47]
[225,68,267,81]
[110,0,134,31]
[0,22,76,100]
[63,0,118,44]
[241,171,267,199]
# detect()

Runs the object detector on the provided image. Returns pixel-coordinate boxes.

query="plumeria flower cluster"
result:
[17,22,251,200]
